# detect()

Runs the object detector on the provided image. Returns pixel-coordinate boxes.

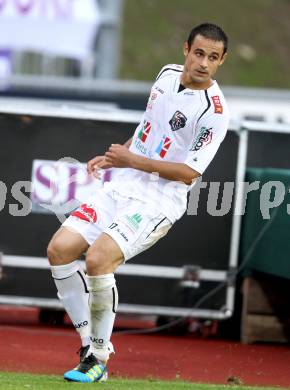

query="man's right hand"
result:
[87,155,113,178]
[87,138,132,178]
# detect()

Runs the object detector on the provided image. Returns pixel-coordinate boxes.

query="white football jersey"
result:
[105,64,230,222]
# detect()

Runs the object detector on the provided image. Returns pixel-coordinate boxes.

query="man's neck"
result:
[180,73,213,90]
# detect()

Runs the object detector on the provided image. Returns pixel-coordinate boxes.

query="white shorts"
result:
[62,188,172,261]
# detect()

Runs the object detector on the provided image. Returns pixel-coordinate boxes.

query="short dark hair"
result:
[187,23,228,55]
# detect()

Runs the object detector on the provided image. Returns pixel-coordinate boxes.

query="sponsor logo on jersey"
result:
[190,127,213,151]
[134,138,154,158]
[71,203,97,223]
[124,213,142,232]
[211,95,223,114]
[116,229,129,242]
[184,91,195,95]
[155,135,172,158]
[169,110,187,131]
[138,120,151,142]
[155,86,164,94]
[108,222,129,242]
[134,138,148,154]
[147,91,159,110]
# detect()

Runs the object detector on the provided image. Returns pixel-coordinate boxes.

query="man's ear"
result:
[219,52,227,66]
[183,41,189,57]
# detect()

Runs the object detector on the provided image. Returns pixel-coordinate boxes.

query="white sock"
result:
[51,261,90,346]
[86,273,118,362]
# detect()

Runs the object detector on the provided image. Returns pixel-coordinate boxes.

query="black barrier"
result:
[0,113,239,312]
[247,131,290,169]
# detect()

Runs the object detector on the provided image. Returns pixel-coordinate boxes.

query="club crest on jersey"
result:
[190,127,213,151]
[212,96,223,114]
[169,110,187,131]
[155,135,172,158]
[138,120,152,142]
[71,204,97,223]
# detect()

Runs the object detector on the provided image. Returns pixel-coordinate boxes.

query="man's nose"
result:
[200,57,208,68]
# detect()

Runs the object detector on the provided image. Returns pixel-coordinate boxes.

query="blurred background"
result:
[0,0,289,88]
[1,0,290,350]
[121,0,290,88]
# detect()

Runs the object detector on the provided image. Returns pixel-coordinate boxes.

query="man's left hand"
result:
[105,144,135,168]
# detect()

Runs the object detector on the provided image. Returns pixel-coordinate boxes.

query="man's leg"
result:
[86,233,123,361]
[64,232,123,383]
[47,227,90,348]
[63,197,172,383]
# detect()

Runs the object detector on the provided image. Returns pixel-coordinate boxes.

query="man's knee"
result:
[86,244,107,274]
[47,236,68,265]
[47,228,88,266]
[86,244,121,275]
[86,234,124,275]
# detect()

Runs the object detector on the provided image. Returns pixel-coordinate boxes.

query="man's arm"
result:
[184,108,230,176]
[123,137,132,149]
[105,144,200,185]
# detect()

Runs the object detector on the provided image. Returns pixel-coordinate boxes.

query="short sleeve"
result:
[184,110,230,175]
[155,64,183,80]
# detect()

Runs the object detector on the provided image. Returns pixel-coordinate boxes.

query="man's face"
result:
[183,34,226,88]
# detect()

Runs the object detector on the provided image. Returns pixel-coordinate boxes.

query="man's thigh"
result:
[48,226,89,264]
[104,199,172,261]
[62,189,116,246]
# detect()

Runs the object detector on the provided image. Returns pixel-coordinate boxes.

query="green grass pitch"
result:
[0,372,282,390]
